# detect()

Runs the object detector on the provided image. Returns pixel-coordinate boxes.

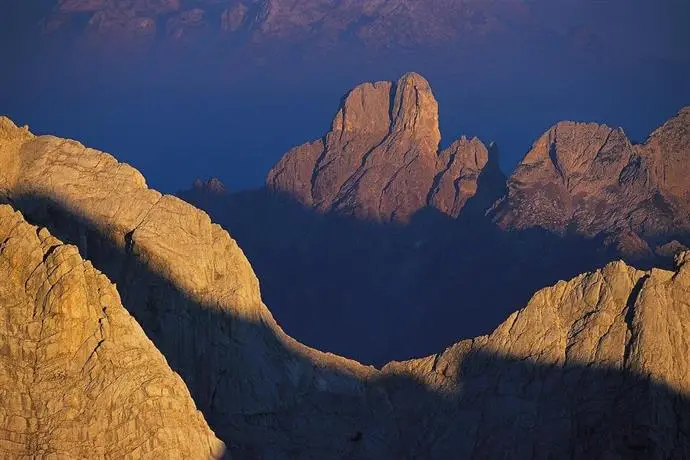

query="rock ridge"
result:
[0,204,224,458]
[492,106,690,260]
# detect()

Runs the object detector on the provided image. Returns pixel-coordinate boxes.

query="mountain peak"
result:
[331,80,393,137]
[192,177,226,194]
[390,72,440,148]
[268,73,497,222]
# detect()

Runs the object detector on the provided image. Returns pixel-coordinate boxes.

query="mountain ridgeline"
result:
[182,72,690,364]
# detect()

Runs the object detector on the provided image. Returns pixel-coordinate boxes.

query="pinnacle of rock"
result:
[267,72,498,222]
[390,72,441,148]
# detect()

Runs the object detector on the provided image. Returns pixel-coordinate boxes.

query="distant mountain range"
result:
[9,0,686,65]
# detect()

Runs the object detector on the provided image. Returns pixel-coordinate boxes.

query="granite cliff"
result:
[1,115,690,457]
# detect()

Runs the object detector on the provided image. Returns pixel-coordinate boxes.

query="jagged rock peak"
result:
[193,177,226,194]
[390,72,441,147]
[381,255,690,457]
[267,72,500,222]
[492,109,690,263]
[330,71,440,146]
[520,121,627,178]
[331,80,392,136]
[641,105,690,202]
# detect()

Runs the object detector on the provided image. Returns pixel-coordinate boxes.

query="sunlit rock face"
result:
[492,107,690,261]
[0,205,224,458]
[382,255,690,459]
[1,115,690,457]
[267,72,504,222]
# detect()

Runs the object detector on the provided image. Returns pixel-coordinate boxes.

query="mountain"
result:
[181,73,690,365]
[492,108,690,260]
[32,0,536,53]
[0,203,223,458]
[1,114,689,457]
[14,0,689,66]
[267,72,505,222]
[0,115,382,458]
[380,254,690,458]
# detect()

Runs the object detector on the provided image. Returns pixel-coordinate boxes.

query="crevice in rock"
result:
[623,275,648,367]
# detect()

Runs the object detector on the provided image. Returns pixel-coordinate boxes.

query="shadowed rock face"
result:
[492,108,690,260]
[267,72,504,222]
[1,115,690,458]
[0,205,224,458]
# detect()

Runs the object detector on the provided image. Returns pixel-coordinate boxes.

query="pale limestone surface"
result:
[381,256,690,458]
[0,116,380,458]
[0,205,224,458]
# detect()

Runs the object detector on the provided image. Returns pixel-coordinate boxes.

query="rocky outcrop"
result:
[267,72,504,222]
[492,108,690,260]
[0,204,224,458]
[382,255,690,458]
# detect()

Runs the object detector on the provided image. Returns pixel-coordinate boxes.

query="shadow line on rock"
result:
[3,192,689,459]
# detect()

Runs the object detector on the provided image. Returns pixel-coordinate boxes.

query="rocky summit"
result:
[268,72,505,222]
[492,108,690,260]
[1,114,690,458]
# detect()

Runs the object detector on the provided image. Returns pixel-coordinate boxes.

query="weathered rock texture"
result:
[492,108,690,260]
[0,204,224,458]
[38,0,534,51]
[0,116,384,458]
[381,255,690,458]
[2,115,690,458]
[267,72,505,222]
